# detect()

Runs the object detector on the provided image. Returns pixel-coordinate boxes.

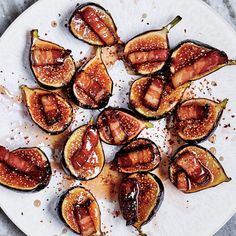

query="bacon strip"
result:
[80,7,116,46]
[176,172,189,191]
[71,126,99,170]
[127,49,168,65]
[74,201,96,236]
[178,104,208,121]
[0,146,46,182]
[31,49,71,66]
[40,94,62,126]
[143,79,164,110]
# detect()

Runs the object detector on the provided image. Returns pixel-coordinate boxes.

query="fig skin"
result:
[175,98,228,143]
[0,147,51,192]
[169,145,231,193]
[69,2,119,46]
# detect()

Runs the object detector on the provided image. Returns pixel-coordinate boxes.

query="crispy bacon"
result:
[71,126,99,170]
[176,172,189,191]
[74,201,96,236]
[127,49,168,65]
[178,104,208,121]
[143,78,164,110]
[40,94,62,126]
[80,7,116,45]
[0,146,46,182]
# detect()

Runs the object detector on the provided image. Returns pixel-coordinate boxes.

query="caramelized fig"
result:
[124,16,182,75]
[169,145,231,193]
[30,29,75,89]
[175,98,228,143]
[170,41,236,88]
[72,48,113,109]
[63,120,105,180]
[115,138,161,173]
[0,146,51,191]
[59,186,102,235]
[21,86,73,134]
[129,75,190,119]
[69,2,119,46]
[119,173,164,230]
[96,107,153,145]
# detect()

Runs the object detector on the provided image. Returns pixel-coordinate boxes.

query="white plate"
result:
[0,0,236,235]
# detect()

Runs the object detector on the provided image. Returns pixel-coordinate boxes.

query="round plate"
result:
[0,0,236,235]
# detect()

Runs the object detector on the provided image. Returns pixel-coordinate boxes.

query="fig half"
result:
[72,48,113,109]
[96,107,153,145]
[59,186,102,235]
[69,2,119,46]
[129,75,190,119]
[169,145,231,193]
[170,41,236,88]
[175,98,228,143]
[124,16,182,75]
[119,173,164,231]
[115,138,161,173]
[21,86,73,135]
[0,146,51,191]
[30,29,75,89]
[63,120,105,180]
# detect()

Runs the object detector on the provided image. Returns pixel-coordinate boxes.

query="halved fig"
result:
[59,186,102,235]
[175,98,228,143]
[69,2,119,46]
[96,107,153,145]
[115,138,161,173]
[170,41,236,88]
[21,86,73,134]
[72,48,113,109]
[129,75,190,119]
[124,16,182,75]
[63,120,105,180]
[30,29,75,89]
[169,145,231,193]
[119,173,164,230]
[0,146,51,191]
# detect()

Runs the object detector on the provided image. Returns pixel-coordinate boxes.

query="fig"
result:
[169,145,231,193]
[72,48,113,109]
[21,86,73,135]
[170,40,236,88]
[115,138,161,173]
[63,120,105,180]
[119,173,164,230]
[30,29,75,89]
[129,75,190,119]
[69,2,119,46]
[59,186,102,235]
[96,107,153,145]
[124,16,182,75]
[0,146,51,191]
[175,98,228,143]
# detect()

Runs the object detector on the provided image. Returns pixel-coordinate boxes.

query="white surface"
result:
[0,0,236,235]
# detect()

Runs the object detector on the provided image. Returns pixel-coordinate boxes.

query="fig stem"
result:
[228,59,236,65]
[31,29,39,39]
[220,98,228,109]
[165,15,182,32]
[89,117,94,124]
[145,122,154,128]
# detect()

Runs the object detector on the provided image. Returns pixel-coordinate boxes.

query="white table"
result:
[0,0,236,235]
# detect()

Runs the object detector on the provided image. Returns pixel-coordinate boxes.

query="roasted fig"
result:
[72,48,113,109]
[69,2,119,46]
[119,173,164,230]
[63,120,105,180]
[129,75,190,119]
[21,86,73,134]
[169,145,231,193]
[170,40,236,88]
[124,16,182,75]
[30,29,75,89]
[0,146,51,191]
[175,98,228,143]
[96,107,153,145]
[59,186,102,235]
[115,138,161,173]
